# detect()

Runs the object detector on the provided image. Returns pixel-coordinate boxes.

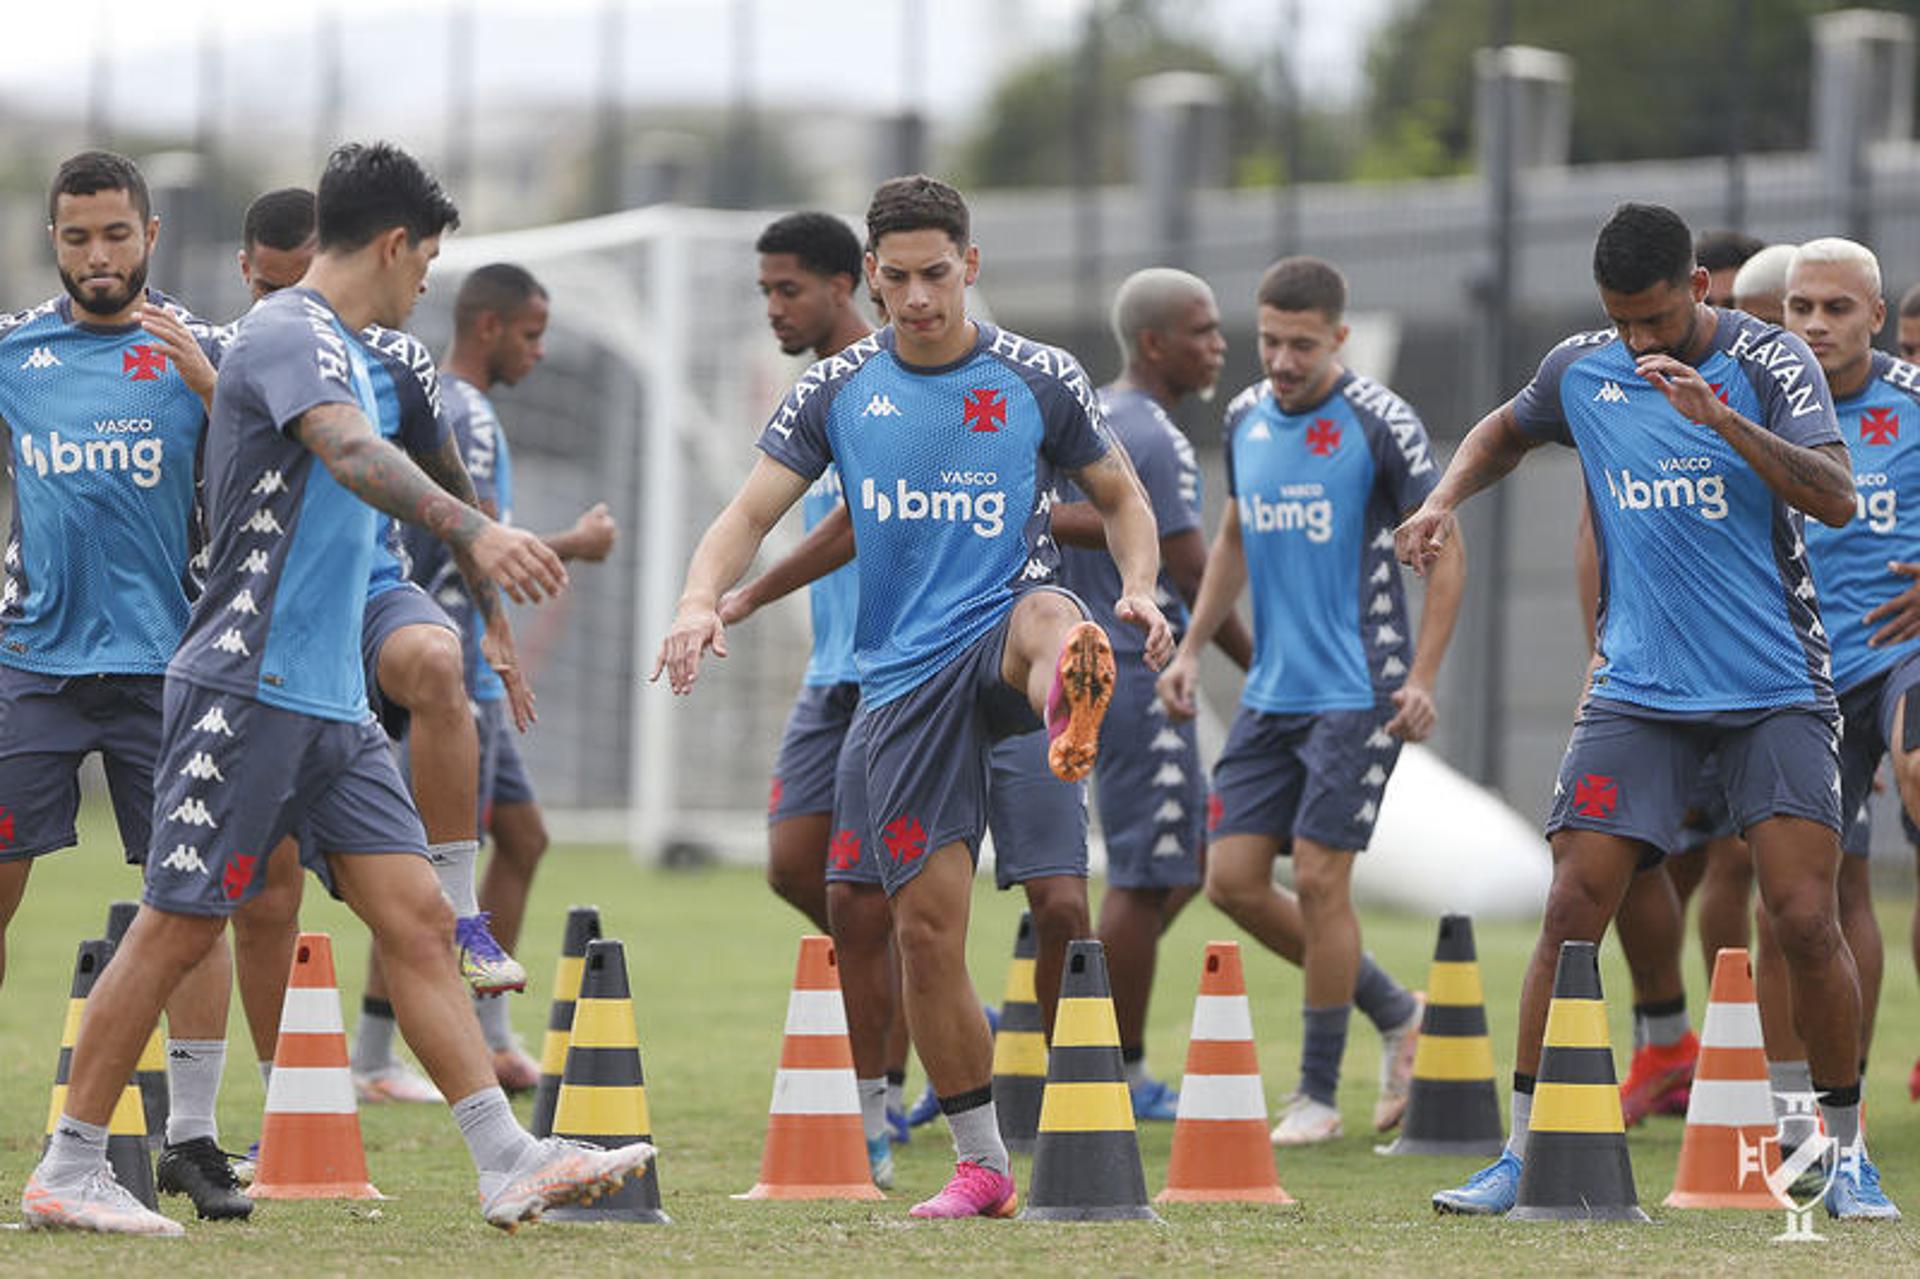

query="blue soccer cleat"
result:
[886,1105,910,1146]
[1432,1149,1522,1216]
[1129,1076,1180,1121]
[907,1080,941,1128]
[866,1134,895,1191]
[1827,1152,1901,1220]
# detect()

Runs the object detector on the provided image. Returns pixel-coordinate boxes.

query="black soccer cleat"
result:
[156,1136,254,1220]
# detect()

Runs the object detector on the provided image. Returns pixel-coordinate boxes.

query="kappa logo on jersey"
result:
[1862,407,1899,446]
[212,628,250,656]
[1604,460,1729,521]
[862,393,902,418]
[883,814,927,864]
[16,432,164,489]
[168,797,217,828]
[827,828,861,871]
[20,346,59,371]
[193,706,234,736]
[1307,419,1341,455]
[963,388,1007,432]
[1593,380,1629,405]
[122,344,167,381]
[161,844,208,875]
[223,852,258,900]
[179,752,225,782]
[859,475,1007,538]
[1573,773,1618,819]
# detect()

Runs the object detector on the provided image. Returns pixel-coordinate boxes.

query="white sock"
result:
[857,1077,888,1143]
[1505,1085,1532,1160]
[454,1086,538,1195]
[427,839,482,917]
[164,1038,226,1145]
[475,992,515,1052]
[885,1076,905,1117]
[42,1114,110,1183]
[1769,1059,1813,1123]
[353,997,398,1075]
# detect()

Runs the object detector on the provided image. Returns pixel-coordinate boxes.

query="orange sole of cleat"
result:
[1047,623,1114,783]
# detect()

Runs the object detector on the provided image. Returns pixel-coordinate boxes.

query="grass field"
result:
[4,807,1920,1275]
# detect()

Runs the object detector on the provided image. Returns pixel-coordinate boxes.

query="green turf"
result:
[3,808,1919,1274]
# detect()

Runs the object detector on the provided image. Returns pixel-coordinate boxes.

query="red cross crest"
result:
[883,814,927,864]
[223,852,259,900]
[827,829,862,871]
[766,777,784,816]
[123,344,168,381]
[1307,419,1341,455]
[1207,793,1224,832]
[1862,407,1899,446]
[1573,774,1618,820]
[963,388,1006,433]
[0,806,13,850]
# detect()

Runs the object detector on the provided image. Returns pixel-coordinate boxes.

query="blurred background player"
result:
[1731,242,1797,325]
[1159,255,1457,1146]
[1697,229,1765,308]
[1050,266,1253,1120]
[1899,283,1920,361]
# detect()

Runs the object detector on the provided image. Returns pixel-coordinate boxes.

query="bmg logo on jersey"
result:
[1855,473,1898,533]
[1239,483,1334,543]
[1604,459,1729,521]
[860,473,1006,538]
[17,430,163,489]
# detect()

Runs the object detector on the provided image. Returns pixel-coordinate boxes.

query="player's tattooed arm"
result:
[293,402,567,604]
[1395,402,1537,575]
[1071,447,1175,669]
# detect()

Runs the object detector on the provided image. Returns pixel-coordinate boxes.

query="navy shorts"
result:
[1093,658,1202,889]
[768,681,860,823]
[475,698,537,832]
[1208,701,1402,853]
[1837,652,1920,857]
[1673,754,1737,852]
[0,665,162,864]
[1545,700,1842,860]
[143,678,429,917]
[361,583,458,741]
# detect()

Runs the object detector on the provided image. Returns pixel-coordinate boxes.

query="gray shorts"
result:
[1209,701,1402,853]
[361,583,457,742]
[1093,658,1202,889]
[0,665,162,864]
[1837,652,1920,857]
[143,678,428,917]
[768,681,859,823]
[1673,754,1737,852]
[1545,699,1842,859]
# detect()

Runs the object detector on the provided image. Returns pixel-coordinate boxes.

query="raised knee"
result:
[404,629,468,715]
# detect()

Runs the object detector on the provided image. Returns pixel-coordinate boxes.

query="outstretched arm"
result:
[720,502,856,625]
[1070,449,1173,669]
[1395,402,1537,575]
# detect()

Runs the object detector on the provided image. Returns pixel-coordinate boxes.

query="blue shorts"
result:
[0,665,162,864]
[475,698,537,832]
[769,681,859,823]
[361,583,458,741]
[1545,699,1842,859]
[1093,658,1202,889]
[1673,754,1737,852]
[143,678,429,917]
[1208,701,1402,853]
[1837,652,1920,857]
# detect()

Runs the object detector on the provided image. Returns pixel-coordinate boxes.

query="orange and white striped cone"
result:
[249,933,382,1199]
[737,935,881,1200]
[1665,947,1782,1209]
[1158,941,1292,1204]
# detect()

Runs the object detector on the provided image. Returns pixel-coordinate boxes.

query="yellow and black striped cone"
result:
[531,905,602,1139]
[991,911,1046,1153]
[546,939,666,1223]
[1019,940,1159,1222]
[1510,940,1648,1222]
[45,938,157,1209]
[102,900,168,1151]
[1384,914,1503,1157]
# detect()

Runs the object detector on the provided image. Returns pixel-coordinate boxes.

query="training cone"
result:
[44,938,157,1208]
[1510,940,1648,1222]
[101,901,169,1151]
[1665,948,1781,1209]
[1020,939,1159,1222]
[1158,941,1291,1204]
[531,905,603,1139]
[738,935,882,1200]
[249,933,381,1199]
[546,939,668,1223]
[991,911,1047,1153]
[1384,914,1504,1157]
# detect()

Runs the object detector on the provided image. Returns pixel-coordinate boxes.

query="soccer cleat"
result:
[1619,1031,1698,1127]
[480,1137,656,1232]
[906,1081,942,1129]
[457,913,528,995]
[22,1167,185,1235]
[493,1040,541,1095]
[1045,622,1115,782]
[156,1137,254,1220]
[1270,1093,1342,1147]
[1432,1149,1523,1216]
[866,1134,896,1191]
[353,1062,444,1105]
[231,1141,258,1187]
[1129,1076,1181,1122]
[886,1105,911,1146]
[908,1161,1018,1219]
[1827,1152,1900,1220]
[1374,993,1424,1133]
[1653,1080,1691,1117]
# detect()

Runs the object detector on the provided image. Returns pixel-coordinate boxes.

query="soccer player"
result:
[22,142,649,1236]
[1414,202,1891,1219]
[1158,256,1454,1145]
[1050,267,1253,1119]
[656,175,1171,1219]
[1731,243,1797,326]
[1697,229,1764,308]
[1899,282,1920,361]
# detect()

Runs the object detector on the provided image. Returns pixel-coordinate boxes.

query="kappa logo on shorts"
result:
[1574,773,1619,819]
[168,797,217,828]
[161,844,208,875]
[882,814,927,864]
[211,628,250,657]
[767,777,783,816]
[1153,797,1186,823]
[252,469,286,495]
[828,829,861,871]
[193,706,234,736]
[179,752,224,783]
[223,852,259,900]
[243,509,284,536]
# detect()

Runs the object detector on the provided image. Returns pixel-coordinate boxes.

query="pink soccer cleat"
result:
[909,1161,1018,1219]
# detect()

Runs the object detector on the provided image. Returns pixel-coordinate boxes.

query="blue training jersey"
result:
[0,291,221,676]
[800,464,860,686]
[1222,370,1438,714]
[358,325,451,601]
[1055,384,1201,656]
[1806,350,1920,693]
[405,372,506,703]
[757,322,1112,708]
[170,287,436,721]
[1511,308,1841,713]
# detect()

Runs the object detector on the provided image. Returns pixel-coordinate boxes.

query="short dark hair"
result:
[865,175,969,249]
[1593,202,1694,294]
[756,212,862,283]
[1256,256,1347,320]
[316,142,460,253]
[455,263,548,335]
[1695,230,1764,273]
[49,150,150,224]
[243,187,317,252]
